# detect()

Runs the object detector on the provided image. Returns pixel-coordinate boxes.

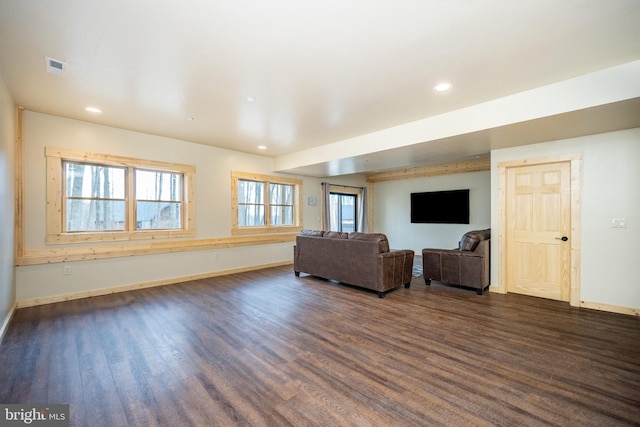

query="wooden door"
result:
[506,161,571,301]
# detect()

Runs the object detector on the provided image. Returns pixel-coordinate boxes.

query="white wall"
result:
[17,111,326,303]
[491,128,640,309]
[374,171,491,253]
[0,78,16,331]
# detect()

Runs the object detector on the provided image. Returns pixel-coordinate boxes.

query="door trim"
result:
[498,154,582,307]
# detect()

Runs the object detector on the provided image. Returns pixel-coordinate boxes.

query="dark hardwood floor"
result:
[1,265,639,426]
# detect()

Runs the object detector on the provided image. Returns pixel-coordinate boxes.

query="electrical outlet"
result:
[611,217,627,228]
[63,265,72,275]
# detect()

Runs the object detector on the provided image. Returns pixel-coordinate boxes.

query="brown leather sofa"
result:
[294,230,415,298]
[422,228,491,295]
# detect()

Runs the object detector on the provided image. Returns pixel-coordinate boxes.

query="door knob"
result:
[555,236,568,241]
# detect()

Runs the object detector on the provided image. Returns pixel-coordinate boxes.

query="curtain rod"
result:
[324,182,365,190]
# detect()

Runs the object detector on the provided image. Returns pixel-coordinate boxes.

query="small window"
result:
[232,172,302,234]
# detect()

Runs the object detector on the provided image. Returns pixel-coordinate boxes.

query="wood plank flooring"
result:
[1,265,639,426]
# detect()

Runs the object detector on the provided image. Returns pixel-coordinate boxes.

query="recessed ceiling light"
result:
[257,145,267,150]
[246,96,257,103]
[187,116,195,121]
[434,82,452,92]
[85,107,102,113]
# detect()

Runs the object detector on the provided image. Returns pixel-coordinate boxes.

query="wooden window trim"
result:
[231,171,303,235]
[46,147,196,244]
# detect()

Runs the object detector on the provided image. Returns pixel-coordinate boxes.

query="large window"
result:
[47,147,195,243]
[232,171,302,234]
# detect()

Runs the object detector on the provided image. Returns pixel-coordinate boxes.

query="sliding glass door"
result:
[329,193,357,232]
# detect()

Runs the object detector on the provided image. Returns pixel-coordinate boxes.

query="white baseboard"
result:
[16,261,293,308]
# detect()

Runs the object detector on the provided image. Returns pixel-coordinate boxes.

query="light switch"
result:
[611,217,627,228]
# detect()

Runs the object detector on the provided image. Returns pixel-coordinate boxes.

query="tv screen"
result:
[411,189,470,224]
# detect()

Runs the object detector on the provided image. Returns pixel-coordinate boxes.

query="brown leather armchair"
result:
[422,229,490,295]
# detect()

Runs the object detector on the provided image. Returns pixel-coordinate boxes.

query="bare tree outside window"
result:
[63,162,185,232]
[64,162,125,231]
[270,183,294,226]
[135,170,183,229]
[237,179,265,226]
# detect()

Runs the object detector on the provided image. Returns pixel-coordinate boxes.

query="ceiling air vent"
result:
[45,57,66,76]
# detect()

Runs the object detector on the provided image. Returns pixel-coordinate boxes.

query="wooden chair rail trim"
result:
[16,233,297,266]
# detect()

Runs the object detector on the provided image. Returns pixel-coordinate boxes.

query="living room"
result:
[1,1,639,425]
[6,102,639,315]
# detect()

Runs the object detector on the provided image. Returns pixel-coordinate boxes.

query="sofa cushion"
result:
[300,229,325,237]
[324,231,349,239]
[348,232,390,253]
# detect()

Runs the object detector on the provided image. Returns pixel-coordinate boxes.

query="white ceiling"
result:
[1,0,639,177]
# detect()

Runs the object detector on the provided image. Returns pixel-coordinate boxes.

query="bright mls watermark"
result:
[0,405,69,426]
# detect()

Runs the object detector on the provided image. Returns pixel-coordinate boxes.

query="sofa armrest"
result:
[378,250,415,290]
[380,249,415,264]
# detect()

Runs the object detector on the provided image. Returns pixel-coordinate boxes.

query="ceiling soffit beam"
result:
[274,60,640,173]
[366,157,490,183]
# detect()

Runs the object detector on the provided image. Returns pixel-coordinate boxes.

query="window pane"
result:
[238,204,265,226]
[340,195,356,232]
[238,179,265,227]
[238,180,264,204]
[66,199,125,231]
[271,206,293,226]
[136,201,182,229]
[329,193,357,232]
[136,170,182,201]
[270,183,293,204]
[65,163,125,199]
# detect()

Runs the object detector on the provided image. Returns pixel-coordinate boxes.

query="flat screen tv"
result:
[411,189,469,224]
